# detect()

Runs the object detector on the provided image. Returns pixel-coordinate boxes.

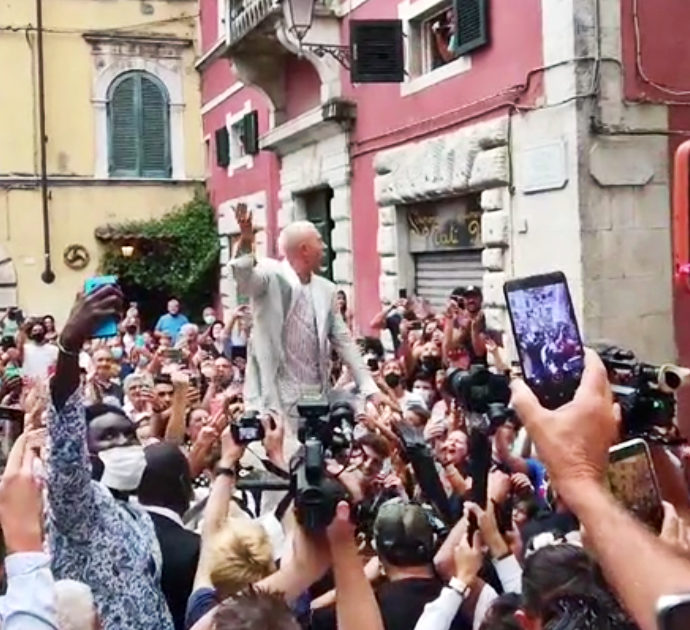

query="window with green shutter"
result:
[107,71,171,178]
[301,187,335,281]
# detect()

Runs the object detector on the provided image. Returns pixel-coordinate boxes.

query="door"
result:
[673,140,690,437]
[302,187,335,280]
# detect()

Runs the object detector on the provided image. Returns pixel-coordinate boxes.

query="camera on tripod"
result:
[595,344,690,438]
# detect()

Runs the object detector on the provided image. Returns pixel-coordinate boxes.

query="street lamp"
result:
[284,0,351,68]
[285,0,315,41]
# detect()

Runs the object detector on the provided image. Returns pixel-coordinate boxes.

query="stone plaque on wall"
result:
[407,197,482,253]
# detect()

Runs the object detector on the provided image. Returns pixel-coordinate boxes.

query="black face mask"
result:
[421,356,442,373]
[126,326,137,334]
[384,373,401,389]
[30,332,45,343]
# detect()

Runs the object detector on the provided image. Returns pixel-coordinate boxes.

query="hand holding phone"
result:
[83,276,120,339]
[608,438,664,533]
[504,272,585,409]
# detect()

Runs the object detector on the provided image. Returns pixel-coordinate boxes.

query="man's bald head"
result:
[278,221,325,278]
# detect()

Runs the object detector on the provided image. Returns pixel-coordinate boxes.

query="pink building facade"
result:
[198,0,690,367]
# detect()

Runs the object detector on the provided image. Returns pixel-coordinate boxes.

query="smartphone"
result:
[657,595,690,630]
[367,357,379,371]
[607,438,664,533]
[84,276,119,338]
[398,288,408,300]
[162,348,183,362]
[504,272,585,409]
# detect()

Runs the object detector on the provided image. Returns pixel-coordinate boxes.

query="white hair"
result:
[180,323,199,337]
[278,221,319,258]
[55,580,97,630]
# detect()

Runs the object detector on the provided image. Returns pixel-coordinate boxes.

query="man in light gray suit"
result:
[229,204,380,447]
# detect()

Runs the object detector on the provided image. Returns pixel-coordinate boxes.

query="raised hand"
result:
[61,285,123,353]
[234,203,254,244]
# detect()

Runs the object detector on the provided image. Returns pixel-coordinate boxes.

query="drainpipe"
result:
[36,0,55,284]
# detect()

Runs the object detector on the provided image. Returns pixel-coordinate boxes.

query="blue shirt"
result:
[46,389,174,630]
[0,552,58,629]
[155,313,189,344]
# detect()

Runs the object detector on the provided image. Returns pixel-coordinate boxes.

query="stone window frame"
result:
[89,37,187,180]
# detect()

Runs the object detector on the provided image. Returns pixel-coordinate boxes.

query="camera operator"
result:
[511,349,690,630]
[443,287,488,370]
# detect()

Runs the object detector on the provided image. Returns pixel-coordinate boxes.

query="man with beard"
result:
[19,319,58,380]
[443,287,487,368]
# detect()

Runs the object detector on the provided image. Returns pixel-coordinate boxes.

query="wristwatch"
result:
[448,577,472,599]
[216,467,237,479]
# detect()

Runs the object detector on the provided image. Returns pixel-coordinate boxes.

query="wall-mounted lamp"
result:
[121,245,135,258]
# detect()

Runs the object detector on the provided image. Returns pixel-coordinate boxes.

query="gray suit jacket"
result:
[229,254,378,416]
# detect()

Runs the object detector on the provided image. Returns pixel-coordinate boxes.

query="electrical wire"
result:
[0,13,198,36]
[632,0,690,97]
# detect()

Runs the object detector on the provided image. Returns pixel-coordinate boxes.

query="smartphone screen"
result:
[608,438,664,533]
[84,275,119,338]
[504,272,585,409]
[399,288,408,299]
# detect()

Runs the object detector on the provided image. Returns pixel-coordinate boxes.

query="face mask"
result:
[413,387,434,407]
[31,332,45,343]
[204,315,216,326]
[384,373,401,389]
[421,356,442,373]
[98,445,146,492]
[126,326,137,334]
[111,347,124,361]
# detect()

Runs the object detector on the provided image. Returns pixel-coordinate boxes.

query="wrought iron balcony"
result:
[227,0,282,47]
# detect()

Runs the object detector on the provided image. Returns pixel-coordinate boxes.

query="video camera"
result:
[595,344,690,439]
[443,364,514,515]
[291,397,356,532]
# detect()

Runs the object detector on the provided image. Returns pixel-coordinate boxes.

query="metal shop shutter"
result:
[414,250,483,311]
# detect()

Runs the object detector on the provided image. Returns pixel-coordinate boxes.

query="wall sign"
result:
[407,197,481,253]
[63,244,90,270]
[520,140,568,194]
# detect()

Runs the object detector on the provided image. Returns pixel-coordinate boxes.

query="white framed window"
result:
[225,100,256,176]
[399,0,472,96]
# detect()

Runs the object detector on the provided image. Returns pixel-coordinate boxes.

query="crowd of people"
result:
[0,206,688,630]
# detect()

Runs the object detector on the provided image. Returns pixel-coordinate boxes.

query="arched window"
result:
[107,71,171,178]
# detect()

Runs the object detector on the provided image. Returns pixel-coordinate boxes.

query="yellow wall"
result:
[0,0,204,322]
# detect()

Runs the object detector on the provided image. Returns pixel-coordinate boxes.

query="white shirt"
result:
[413,555,523,630]
[23,343,58,380]
[0,552,58,629]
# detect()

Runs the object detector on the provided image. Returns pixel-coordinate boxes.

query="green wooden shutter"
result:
[243,111,259,155]
[453,0,489,56]
[109,75,139,176]
[305,188,335,280]
[215,127,230,167]
[140,75,170,178]
[108,72,171,178]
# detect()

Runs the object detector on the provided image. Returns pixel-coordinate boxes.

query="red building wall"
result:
[343,0,544,330]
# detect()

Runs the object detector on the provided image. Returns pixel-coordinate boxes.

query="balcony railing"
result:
[228,0,281,46]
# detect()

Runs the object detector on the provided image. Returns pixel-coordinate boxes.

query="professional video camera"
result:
[443,364,514,514]
[291,397,355,531]
[595,344,690,439]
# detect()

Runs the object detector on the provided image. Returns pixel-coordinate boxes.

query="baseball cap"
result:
[373,499,435,566]
[463,285,482,297]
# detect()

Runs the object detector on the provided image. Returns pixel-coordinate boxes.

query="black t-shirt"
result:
[310,577,471,630]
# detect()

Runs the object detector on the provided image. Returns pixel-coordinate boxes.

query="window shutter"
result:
[109,75,139,176]
[215,127,230,167]
[140,76,170,178]
[453,0,489,56]
[242,111,259,155]
[350,20,404,84]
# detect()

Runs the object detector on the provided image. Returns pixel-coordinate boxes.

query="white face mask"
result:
[98,445,147,492]
[413,387,434,407]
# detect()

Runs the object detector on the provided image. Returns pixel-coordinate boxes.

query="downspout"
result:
[36,0,55,284]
